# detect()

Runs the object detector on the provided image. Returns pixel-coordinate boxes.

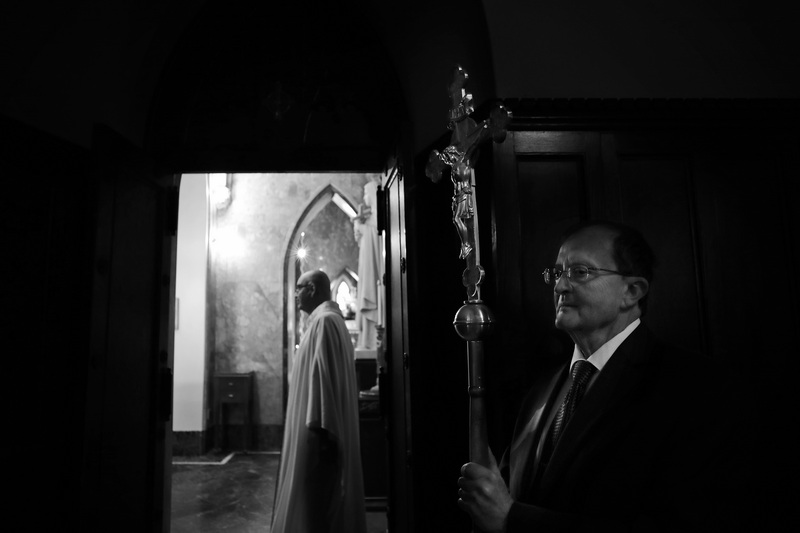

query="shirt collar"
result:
[308,300,341,321]
[570,318,641,372]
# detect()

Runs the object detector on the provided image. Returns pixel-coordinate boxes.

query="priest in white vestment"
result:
[271,270,367,533]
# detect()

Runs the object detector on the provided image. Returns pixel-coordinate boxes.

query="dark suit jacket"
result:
[500,324,755,532]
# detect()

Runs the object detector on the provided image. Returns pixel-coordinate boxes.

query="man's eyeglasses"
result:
[542,265,627,285]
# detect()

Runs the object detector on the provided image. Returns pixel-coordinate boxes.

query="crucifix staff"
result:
[425,65,510,472]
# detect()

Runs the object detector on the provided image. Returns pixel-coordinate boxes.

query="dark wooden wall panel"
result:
[495,131,603,359]
[82,126,171,531]
[2,114,93,532]
[517,157,585,337]
[492,136,524,327]
[616,156,704,354]
[693,155,795,372]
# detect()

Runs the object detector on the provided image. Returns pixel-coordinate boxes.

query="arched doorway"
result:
[145,2,410,530]
[283,183,362,396]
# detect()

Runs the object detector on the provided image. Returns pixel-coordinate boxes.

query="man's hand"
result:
[457,448,514,533]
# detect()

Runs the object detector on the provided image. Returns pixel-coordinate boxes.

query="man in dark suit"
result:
[457,220,752,532]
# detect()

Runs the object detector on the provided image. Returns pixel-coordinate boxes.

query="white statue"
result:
[353,180,384,351]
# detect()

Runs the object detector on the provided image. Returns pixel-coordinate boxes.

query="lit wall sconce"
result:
[209,173,232,210]
[295,231,309,265]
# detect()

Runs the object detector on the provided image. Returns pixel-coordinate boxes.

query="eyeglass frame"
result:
[542,264,628,285]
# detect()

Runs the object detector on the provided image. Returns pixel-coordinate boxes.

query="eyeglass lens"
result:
[543,266,593,284]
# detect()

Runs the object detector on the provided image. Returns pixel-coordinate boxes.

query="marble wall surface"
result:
[208,172,377,449]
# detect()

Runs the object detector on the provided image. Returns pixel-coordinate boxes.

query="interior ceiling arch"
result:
[148,0,408,171]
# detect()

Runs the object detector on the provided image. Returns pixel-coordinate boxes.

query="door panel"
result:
[82,125,174,533]
[616,155,704,354]
[493,132,603,369]
[517,157,587,333]
[693,154,795,371]
[383,167,412,532]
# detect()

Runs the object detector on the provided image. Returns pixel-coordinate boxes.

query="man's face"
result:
[295,274,315,314]
[553,227,628,335]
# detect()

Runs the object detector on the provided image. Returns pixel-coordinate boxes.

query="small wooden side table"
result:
[213,372,253,450]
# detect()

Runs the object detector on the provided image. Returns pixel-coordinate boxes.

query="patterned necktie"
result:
[541,359,597,464]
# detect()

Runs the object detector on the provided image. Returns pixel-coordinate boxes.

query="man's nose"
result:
[554,274,571,293]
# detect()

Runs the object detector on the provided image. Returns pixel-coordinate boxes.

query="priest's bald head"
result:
[295,270,332,314]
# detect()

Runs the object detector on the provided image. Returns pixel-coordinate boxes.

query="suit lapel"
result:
[508,364,567,498]
[538,325,660,493]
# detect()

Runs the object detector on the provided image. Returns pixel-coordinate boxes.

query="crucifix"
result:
[425,65,510,475]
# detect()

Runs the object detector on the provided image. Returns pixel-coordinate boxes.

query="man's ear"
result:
[624,277,649,308]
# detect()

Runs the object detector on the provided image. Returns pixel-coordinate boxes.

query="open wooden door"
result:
[382,162,414,532]
[81,124,177,533]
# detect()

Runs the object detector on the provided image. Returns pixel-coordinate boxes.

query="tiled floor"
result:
[170,452,388,532]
